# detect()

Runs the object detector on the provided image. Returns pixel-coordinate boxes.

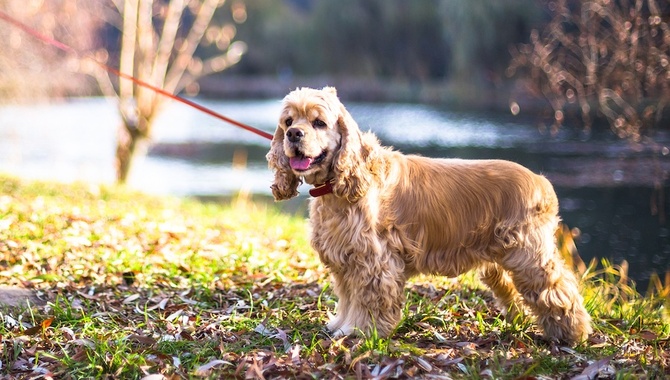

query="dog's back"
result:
[383,154,560,276]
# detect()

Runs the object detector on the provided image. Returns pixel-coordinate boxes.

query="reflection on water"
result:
[558,186,669,286]
[0,98,118,183]
[0,97,668,287]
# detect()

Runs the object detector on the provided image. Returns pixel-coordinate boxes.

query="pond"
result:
[1,97,668,289]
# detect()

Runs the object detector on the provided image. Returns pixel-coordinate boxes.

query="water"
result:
[1,97,668,288]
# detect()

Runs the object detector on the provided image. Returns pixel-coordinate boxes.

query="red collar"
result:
[309,180,334,197]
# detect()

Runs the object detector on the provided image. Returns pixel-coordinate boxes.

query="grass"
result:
[0,174,668,379]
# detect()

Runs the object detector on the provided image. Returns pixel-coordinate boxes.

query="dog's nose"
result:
[286,127,304,143]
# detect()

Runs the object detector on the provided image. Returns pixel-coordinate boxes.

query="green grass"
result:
[0,174,668,379]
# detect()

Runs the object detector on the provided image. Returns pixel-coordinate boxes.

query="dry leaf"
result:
[194,359,232,376]
[415,356,433,372]
[41,317,53,329]
[639,330,658,341]
[165,309,183,322]
[21,325,42,336]
[290,344,301,365]
[254,323,270,336]
[571,357,613,380]
[123,294,141,304]
[141,375,167,380]
[127,334,157,346]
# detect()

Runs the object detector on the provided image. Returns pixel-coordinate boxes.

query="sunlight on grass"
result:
[0,175,668,378]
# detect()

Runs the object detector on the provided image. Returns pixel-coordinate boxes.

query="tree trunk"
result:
[115,121,141,184]
[115,98,151,184]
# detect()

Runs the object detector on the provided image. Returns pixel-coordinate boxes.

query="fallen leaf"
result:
[194,359,232,376]
[435,356,463,367]
[41,317,53,329]
[179,331,194,341]
[456,362,468,374]
[272,329,291,352]
[415,356,433,372]
[60,327,76,340]
[370,363,381,377]
[165,309,183,322]
[76,291,99,300]
[254,322,273,336]
[433,331,448,342]
[244,357,264,379]
[456,341,477,348]
[123,294,140,304]
[127,334,157,346]
[290,344,301,365]
[571,357,613,380]
[141,375,166,380]
[21,325,42,336]
[639,330,658,341]
[379,359,403,378]
[4,315,18,328]
[560,346,586,361]
[587,334,607,347]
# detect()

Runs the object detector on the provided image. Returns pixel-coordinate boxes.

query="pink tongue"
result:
[290,156,313,170]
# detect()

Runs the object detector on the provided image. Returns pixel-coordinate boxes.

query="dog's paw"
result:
[329,328,345,338]
[326,318,342,333]
[329,324,355,338]
[327,318,355,338]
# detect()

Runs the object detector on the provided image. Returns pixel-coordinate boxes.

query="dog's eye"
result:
[285,117,293,127]
[313,119,327,128]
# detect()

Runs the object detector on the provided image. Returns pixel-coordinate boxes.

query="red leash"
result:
[0,10,274,141]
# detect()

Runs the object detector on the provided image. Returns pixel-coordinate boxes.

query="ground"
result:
[0,175,668,379]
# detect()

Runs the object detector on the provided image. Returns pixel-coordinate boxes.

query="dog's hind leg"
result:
[479,263,527,323]
[500,223,592,345]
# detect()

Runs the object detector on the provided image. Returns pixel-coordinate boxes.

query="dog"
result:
[266,87,592,344]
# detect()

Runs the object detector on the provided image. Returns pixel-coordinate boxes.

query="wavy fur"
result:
[267,87,592,345]
[267,126,301,200]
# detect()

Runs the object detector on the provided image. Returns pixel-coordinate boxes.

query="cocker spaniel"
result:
[266,87,592,345]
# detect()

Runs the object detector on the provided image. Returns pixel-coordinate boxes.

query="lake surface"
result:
[1,97,668,288]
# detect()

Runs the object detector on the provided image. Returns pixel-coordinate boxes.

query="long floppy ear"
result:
[332,103,372,203]
[266,125,301,200]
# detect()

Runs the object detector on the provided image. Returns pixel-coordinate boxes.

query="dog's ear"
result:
[266,125,301,200]
[332,103,372,203]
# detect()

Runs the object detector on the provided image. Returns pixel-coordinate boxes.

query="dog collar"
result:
[309,180,334,197]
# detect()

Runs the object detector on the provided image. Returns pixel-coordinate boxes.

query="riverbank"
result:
[0,175,668,378]
[197,75,548,113]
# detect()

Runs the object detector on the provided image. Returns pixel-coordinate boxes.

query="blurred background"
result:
[1,0,669,286]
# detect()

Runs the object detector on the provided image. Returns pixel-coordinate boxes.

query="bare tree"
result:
[86,0,247,183]
[508,0,670,141]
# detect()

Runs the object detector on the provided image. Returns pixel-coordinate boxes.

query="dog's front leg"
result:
[328,255,406,338]
[326,273,351,335]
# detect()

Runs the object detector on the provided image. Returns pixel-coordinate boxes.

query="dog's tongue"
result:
[290,156,312,170]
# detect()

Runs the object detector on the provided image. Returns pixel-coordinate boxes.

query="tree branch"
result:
[164,0,221,94]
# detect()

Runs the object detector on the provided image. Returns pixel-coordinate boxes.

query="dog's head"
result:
[266,87,372,202]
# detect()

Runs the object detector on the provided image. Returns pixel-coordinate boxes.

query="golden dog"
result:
[266,87,592,344]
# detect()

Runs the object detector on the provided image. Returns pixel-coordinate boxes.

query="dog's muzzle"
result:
[289,149,327,171]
